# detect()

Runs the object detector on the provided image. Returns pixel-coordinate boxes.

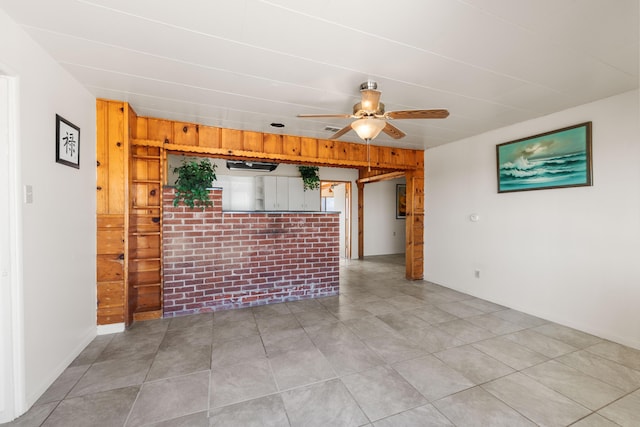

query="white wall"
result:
[0,8,97,411]
[425,90,640,350]
[319,166,360,259]
[364,178,407,256]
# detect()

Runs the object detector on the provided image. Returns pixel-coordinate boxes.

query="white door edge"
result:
[0,72,26,423]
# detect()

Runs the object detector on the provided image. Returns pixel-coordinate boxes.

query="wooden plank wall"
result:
[96,100,128,325]
[131,117,424,171]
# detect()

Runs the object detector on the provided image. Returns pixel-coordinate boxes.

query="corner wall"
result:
[425,90,640,349]
[0,8,97,408]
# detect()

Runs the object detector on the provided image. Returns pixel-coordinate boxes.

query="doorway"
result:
[320,181,351,259]
[0,73,24,422]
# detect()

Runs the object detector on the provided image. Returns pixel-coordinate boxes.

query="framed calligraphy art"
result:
[56,114,80,169]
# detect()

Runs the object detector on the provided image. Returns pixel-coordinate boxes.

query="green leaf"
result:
[298,165,320,191]
[173,159,217,209]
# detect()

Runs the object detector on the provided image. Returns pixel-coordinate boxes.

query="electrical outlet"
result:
[474,269,480,279]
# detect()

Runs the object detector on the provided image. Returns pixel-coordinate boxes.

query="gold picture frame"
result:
[396,184,406,219]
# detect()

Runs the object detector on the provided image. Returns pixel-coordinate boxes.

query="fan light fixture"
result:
[350,118,386,172]
[350,118,386,141]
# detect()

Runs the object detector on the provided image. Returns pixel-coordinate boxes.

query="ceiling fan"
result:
[297,81,449,141]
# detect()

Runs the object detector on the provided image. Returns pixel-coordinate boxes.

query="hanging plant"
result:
[298,165,320,191]
[173,159,217,209]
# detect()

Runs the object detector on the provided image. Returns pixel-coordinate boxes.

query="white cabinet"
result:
[288,178,320,211]
[256,176,320,211]
[255,176,288,210]
[217,176,256,210]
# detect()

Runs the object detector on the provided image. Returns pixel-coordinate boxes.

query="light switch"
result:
[24,185,33,204]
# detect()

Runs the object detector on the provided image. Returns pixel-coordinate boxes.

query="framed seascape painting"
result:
[497,122,592,193]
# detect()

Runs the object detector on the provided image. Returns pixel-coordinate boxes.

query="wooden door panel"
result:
[135,287,161,311]
[130,234,160,251]
[97,306,125,324]
[97,229,124,254]
[130,259,160,271]
[97,254,124,281]
[97,215,125,228]
[97,281,125,307]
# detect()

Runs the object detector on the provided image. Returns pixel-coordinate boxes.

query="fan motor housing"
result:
[353,102,385,117]
[359,80,378,90]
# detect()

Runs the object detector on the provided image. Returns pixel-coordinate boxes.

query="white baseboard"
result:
[97,323,125,335]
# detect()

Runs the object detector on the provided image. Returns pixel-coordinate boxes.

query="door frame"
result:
[0,72,26,423]
[320,180,352,259]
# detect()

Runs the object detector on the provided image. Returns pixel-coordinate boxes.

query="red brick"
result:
[163,189,339,318]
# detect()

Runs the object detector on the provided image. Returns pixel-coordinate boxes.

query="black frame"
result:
[56,114,80,169]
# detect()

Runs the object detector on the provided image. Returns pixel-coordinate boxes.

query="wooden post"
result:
[405,170,425,280]
[357,180,365,259]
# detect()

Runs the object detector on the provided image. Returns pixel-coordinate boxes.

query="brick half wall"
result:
[162,187,340,317]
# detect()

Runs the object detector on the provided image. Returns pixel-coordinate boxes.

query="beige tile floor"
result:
[5,254,640,426]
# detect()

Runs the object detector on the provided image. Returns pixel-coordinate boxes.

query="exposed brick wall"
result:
[162,187,340,317]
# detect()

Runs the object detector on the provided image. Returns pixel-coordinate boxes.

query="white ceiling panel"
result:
[83,0,249,40]
[0,0,636,150]
[491,84,578,114]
